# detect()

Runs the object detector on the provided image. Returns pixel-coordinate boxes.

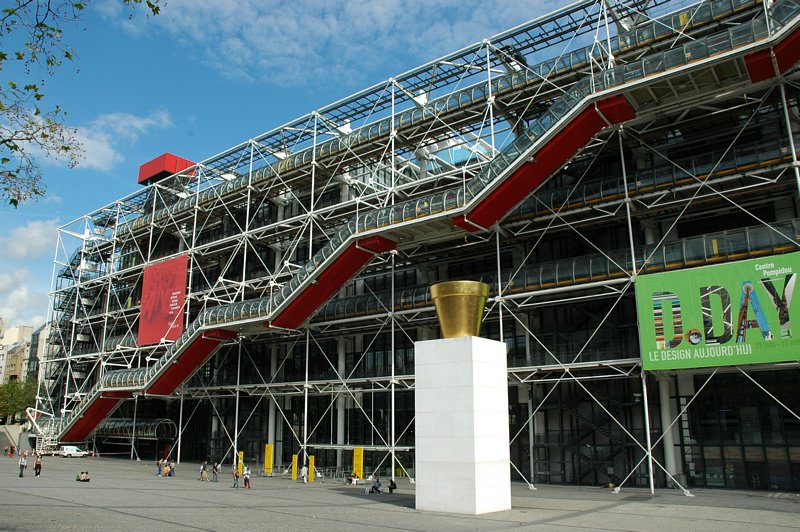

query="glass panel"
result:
[539,111,554,130]
[664,241,685,267]
[694,3,712,23]
[685,40,709,62]
[683,236,706,262]
[636,23,655,45]
[707,32,733,55]
[402,202,415,222]
[430,193,444,213]
[570,49,588,68]
[623,61,644,82]
[725,230,748,256]
[740,407,762,444]
[377,208,390,227]
[619,32,634,51]
[767,447,792,489]
[704,447,726,486]
[664,47,687,69]
[747,226,772,252]
[643,54,665,76]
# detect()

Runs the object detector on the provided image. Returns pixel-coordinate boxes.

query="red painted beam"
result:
[60,396,126,442]
[454,95,635,232]
[358,235,397,254]
[595,95,636,124]
[745,26,800,82]
[146,329,237,396]
[775,26,800,73]
[271,236,396,329]
[744,49,774,82]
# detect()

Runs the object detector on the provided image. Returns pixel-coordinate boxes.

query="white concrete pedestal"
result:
[415,336,511,515]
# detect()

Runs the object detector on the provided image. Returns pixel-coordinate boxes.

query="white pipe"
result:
[641,371,655,495]
[658,376,677,486]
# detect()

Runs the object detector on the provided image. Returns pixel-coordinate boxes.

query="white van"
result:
[59,445,89,458]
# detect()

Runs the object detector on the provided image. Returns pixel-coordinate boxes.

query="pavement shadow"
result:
[332,486,415,508]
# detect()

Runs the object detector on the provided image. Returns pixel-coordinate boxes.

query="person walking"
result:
[232,466,240,488]
[243,466,251,489]
[212,462,219,482]
[34,454,42,478]
[300,464,308,484]
[199,461,208,481]
[18,455,27,478]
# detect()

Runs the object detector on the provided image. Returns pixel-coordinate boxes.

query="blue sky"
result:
[0,0,560,328]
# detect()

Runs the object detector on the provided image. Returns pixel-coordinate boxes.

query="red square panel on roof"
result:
[138,153,195,185]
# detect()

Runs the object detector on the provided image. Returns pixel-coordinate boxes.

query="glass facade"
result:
[682,372,800,490]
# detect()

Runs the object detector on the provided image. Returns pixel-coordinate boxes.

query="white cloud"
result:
[0,269,48,328]
[0,219,60,260]
[0,220,58,327]
[77,109,173,171]
[76,128,124,171]
[101,0,559,87]
[44,194,64,204]
[0,269,29,294]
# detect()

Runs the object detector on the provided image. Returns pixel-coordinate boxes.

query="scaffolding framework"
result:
[33,0,800,492]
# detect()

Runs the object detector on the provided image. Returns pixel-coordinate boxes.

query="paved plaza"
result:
[0,455,798,531]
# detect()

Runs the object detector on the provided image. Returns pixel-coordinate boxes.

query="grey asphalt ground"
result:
[0,454,798,531]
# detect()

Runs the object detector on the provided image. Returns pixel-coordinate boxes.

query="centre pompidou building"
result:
[32,0,800,491]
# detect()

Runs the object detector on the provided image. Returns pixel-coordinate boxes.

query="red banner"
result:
[137,255,189,346]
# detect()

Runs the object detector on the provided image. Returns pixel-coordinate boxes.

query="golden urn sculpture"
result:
[430,280,489,338]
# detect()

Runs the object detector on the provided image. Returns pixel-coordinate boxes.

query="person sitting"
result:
[351,473,359,485]
[388,479,397,494]
[76,471,91,482]
[369,477,382,494]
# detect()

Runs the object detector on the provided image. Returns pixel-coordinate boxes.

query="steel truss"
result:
[34,0,800,492]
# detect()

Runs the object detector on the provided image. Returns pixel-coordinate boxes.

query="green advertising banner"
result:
[636,252,800,370]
